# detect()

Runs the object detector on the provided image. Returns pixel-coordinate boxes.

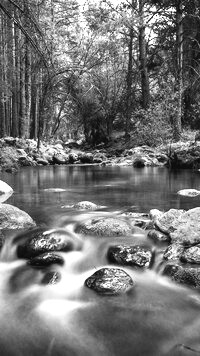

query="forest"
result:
[0,0,200,147]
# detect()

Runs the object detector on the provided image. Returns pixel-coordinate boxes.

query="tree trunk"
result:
[125,26,134,139]
[138,0,150,109]
[174,0,183,141]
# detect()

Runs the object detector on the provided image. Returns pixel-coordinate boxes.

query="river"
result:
[0,165,200,356]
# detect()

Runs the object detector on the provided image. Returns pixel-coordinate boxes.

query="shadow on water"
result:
[0,166,200,355]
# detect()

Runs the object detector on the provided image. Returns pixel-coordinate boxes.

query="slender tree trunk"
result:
[138,0,150,109]
[25,40,31,138]
[19,39,26,137]
[125,26,134,139]
[174,0,183,141]
[11,17,18,137]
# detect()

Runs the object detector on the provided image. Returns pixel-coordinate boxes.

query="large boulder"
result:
[150,208,184,234]
[0,180,13,203]
[151,207,200,246]
[0,204,35,229]
[85,267,134,295]
[107,245,152,268]
[75,217,141,237]
[170,207,200,245]
[17,228,76,259]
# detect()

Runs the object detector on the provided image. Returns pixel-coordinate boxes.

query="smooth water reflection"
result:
[1,165,200,224]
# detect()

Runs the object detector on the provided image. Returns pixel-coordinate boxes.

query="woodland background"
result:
[0,0,200,147]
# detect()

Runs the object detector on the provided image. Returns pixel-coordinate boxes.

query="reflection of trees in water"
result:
[1,166,200,216]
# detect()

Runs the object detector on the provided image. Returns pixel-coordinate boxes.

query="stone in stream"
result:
[147,229,170,243]
[163,244,184,261]
[107,245,152,268]
[75,217,143,237]
[73,201,100,210]
[17,228,77,259]
[177,189,200,197]
[85,267,134,295]
[27,252,65,267]
[163,263,200,288]
[0,180,13,203]
[150,207,200,246]
[149,208,185,234]
[41,271,61,285]
[180,245,200,264]
[0,203,36,229]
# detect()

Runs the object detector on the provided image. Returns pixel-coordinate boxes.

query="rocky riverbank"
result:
[1,136,200,173]
[0,136,169,172]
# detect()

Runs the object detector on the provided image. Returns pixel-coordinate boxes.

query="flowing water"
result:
[1,165,200,356]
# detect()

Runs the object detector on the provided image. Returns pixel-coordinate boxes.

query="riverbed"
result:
[0,165,200,356]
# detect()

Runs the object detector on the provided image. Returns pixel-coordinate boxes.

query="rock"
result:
[147,229,170,242]
[93,153,107,163]
[0,180,13,203]
[181,245,200,264]
[177,189,200,197]
[75,217,136,237]
[36,158,49,165]
[17,229,75,259]
[79,152,93,163]
[163,263,200,288]
[85,267,134,295]
[53,153,69,164]
[4,137,16,145]
[28,252,65,267]
[132,156,146,167]
[107,245,152,268]
[163,244,184,261]
[69,151,79,163]
[0,204,36,229]
[150,208,185,234]
[18,156,35,167]
[41,271,61,285]
[73,201,99,210]
[170,207,200,245]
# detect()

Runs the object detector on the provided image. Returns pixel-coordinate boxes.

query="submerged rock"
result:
[0,204,36,229]
[28,252,65,267]
[73,201,100,210]
[85,267,134,295]
[41,271,61,285]
[107,245,152,268]
[163,263,200,288]
[0,180,13,203]
[75,217,138,237]
[17,229,75,259]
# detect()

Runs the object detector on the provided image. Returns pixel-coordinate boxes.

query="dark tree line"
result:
[0,0,200,146]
